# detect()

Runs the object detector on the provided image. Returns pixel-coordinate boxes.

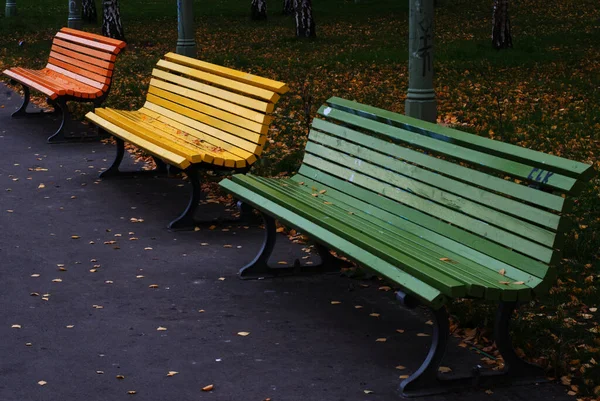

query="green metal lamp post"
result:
[5,0,17,16]
[68,0,82,29]
[176,0,197,57]
[405,0,437,123]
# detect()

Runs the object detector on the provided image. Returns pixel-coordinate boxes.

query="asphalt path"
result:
[0,83,571,401]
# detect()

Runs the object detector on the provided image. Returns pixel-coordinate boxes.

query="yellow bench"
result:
[85,52,289,228]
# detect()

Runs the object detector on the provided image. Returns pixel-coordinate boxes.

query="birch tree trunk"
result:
[294,0,316,38]
[492,0,512,49]
[82,0,97,23]
[102,0,125,41]
[251,0,267,20]
[282,0,294,15]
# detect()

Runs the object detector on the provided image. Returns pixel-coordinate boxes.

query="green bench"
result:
[220,96,594,396]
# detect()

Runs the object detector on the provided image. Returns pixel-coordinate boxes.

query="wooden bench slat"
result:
[139,107,255,167]
[311,118,566,213]
[49,51,112,78]
[53,38,116,62]
[296,164,556,282]
[327,97,595,183]
[149,78,270,125]
[48,57,110,85]
[37,68,103,98]
[301,153,555,263]
[156,60,280,103]
[250,175,532,301]
[232,174,469,298]
[95,108,208,163]
[115,109,247,168]
[318,106,578,194]
[292,172,550,295]
[145,94,265,148]
[164,52,289,94]
[60,27,126,49]
[148,85,268,135]
[220,178,447,308]
[3,69,59,99]
[9,68,71,96]
[309,127,563,231]
[152,68,273,113]
[305,139,558,247]
[142,102,264,156]
[86,112,190,169]
[51,44,114,70]
[55,32,121,54]
[46,64,107,91]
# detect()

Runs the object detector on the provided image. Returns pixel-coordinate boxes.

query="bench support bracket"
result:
[10,85,59,118]
[168,167,202,230]
[239,209,344,279]
[47,99,101,144]
[400,301,546,397]
[99,137,169,178]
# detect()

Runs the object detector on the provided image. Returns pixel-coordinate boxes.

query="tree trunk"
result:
[282,0,294,15]
[82,0,97,23]
[294,0,316,38]
[251,0,267,20]
[102,0,125,41]
[492,0,512,49]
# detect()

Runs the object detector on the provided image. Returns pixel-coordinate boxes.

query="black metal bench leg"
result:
[168,167,202,230]
[46,99,68,143]
[239,211,278,279]
[99,136,125,178]
[494,302,547,381]
[400,305,450,397]
[10,84,59,118]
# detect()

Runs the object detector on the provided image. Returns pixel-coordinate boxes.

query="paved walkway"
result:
[0,84,571,400]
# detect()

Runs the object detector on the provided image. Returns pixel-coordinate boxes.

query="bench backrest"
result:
[139,52,289,166]
[300,97,593,286]
[48,28,126,95]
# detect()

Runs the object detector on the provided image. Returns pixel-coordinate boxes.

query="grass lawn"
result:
[1,0,599,397]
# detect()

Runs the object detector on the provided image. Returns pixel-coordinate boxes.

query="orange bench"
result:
[3,28,126,143]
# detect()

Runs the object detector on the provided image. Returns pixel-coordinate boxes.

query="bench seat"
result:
[3,28,125,142]
[86,52,288,228]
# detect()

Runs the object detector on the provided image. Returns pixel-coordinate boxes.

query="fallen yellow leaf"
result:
[376,338,387,342]
[396,365,406,370]
[237,331,250,336]
[166,371,179,377]
[438,366,452,373]
[417,333,430,337]
[38,380,47,386]
[331,301,341,305]
[157,326,167,331]
[12,324,22,329]
[202,384,214,391]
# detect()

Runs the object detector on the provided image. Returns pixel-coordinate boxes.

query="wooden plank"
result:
[3,69,59,99]
[94,108,206,163]
[296,164,556,285]
[146,94,264,147]
[48,57,110,84]
[152,68,272,113]
[37,68,103,98]
[55,32,120,54]
[51,44,114,70]
[53,38,116,62]
[115,109,248,167]
[141,103,264,157]
[46,64,107,91]
[148,85,268,135]
[86,112,190,169]
[139,107,256,164]
[251,176,531,301]
[311,118,565,212]
[292,173,547,295]
[149,78,270,125]
[9,68,71,96]
[301,155,555,263]
[327,97,595,182]
[231,174,467,298]
[60,28,126,49]
[317,106,578,193]
[157,60,280,103]
[220,178,447,308]
[49,51,112,78]
[305,140,557,247]
[164,52,289,94]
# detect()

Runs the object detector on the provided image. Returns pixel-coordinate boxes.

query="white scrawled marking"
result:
[323,107,332,116]
[349,173,355,182]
